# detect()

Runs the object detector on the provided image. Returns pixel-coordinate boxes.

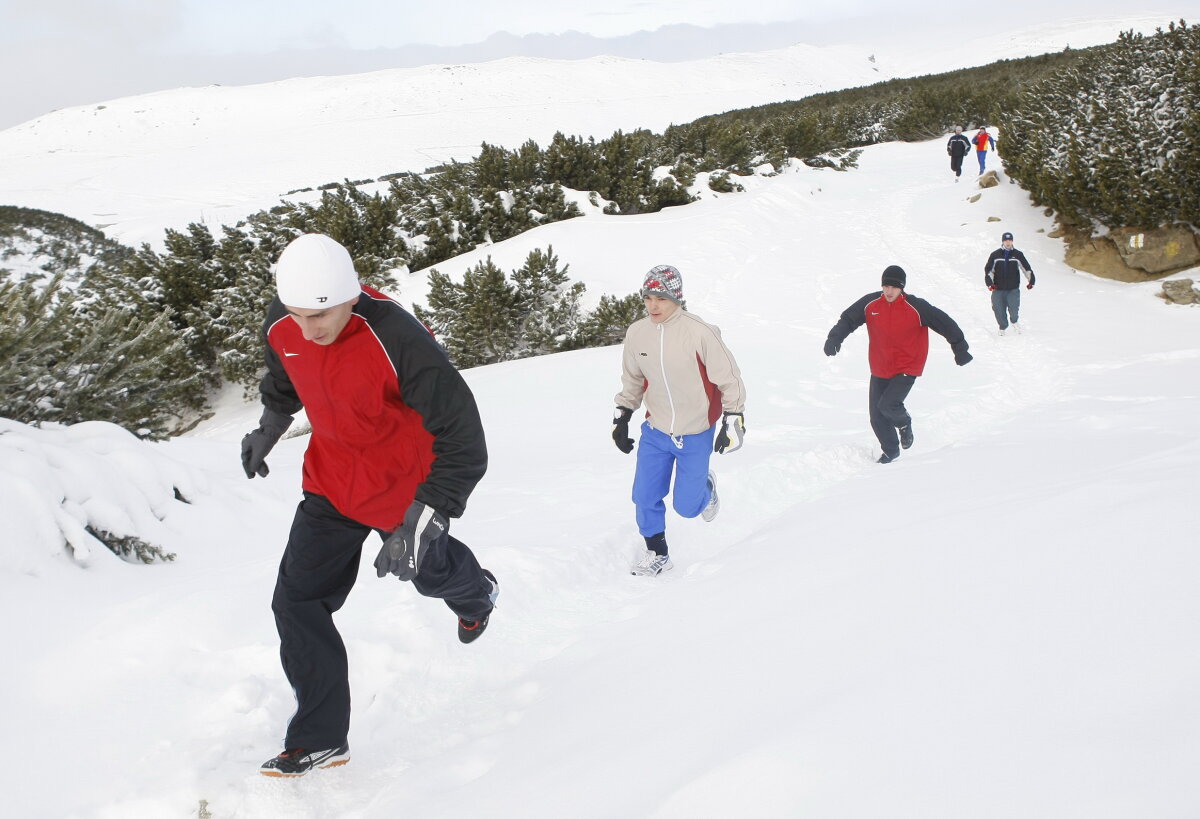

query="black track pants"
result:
[271,492,493,749]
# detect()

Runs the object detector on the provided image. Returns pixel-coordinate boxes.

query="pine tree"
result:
[419,259,523,368]
[1005,22,1200,230]
[474,142,511,190]
[0,275,206,436]
[511,246,585,355]
[566,293,646,350]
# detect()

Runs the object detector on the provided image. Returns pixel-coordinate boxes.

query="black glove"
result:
[714,412,745,454]
[954,348,974,366]
[240,408,292,478]
[612,406,634,454]
[823,338,840,357]
[374,500,448,581]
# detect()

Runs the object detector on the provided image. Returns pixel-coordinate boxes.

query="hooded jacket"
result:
[615,309,746,437]
[826,291,970,378]
[947,133,971,158]
[258,285,487,531]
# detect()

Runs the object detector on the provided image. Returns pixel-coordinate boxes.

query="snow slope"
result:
[0,15,1180,248]
[4,133,1199,817]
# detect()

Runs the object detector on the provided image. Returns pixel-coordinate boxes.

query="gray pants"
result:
[991,288,1020,329]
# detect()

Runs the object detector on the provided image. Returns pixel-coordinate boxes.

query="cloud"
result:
[1,0,184,48]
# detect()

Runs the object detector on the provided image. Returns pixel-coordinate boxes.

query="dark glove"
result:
[240,408,292,478]
[714,412,745,454]
[612,406,634,454]
[823,338,840,357]
[954,349,974,366]
[374,500,448,581]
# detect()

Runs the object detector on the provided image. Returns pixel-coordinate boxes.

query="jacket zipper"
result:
[657,323,683,449]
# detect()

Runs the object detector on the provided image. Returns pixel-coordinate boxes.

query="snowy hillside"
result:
[5,133,1199,817]
[4,13,1199,817]
[0,15,1178,248]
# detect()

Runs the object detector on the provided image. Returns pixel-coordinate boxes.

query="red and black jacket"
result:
[259,285,487,531]
[826,291,970,378]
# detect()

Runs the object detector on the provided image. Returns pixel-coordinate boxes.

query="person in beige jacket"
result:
[612,264,747,576]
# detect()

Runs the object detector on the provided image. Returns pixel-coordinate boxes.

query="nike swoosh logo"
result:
[284,352,300,357]
[870,312,879,316]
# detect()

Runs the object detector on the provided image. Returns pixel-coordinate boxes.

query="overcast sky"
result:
[0,0,1190,130]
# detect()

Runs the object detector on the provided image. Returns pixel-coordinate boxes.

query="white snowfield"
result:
[4,13,1199,817]
[4,132,1198,817]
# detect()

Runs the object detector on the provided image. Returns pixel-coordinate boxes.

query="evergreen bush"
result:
[1003,22,1199,229]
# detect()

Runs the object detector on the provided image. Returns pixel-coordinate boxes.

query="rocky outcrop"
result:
[1064,225,1200,282]
[1109,226,1200,275]
[977,170,1001,188]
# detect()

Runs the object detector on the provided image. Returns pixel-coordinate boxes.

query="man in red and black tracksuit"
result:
[241,234,497,777]
[824,265,973,463]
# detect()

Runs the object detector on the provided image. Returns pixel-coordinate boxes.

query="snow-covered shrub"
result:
[1004,22,1200,230]
[0,418,199,572]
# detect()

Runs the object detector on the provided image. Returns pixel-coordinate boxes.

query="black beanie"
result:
[881,265,907,289]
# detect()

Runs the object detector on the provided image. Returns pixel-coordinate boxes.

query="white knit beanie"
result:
[275,234,361,309]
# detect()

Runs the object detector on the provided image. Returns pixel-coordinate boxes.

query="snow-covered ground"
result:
[0,15,1180,249]
[4,13,1200,816]
[5,133,1199,817]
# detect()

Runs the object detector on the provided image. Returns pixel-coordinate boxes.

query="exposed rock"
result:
[1064,225,1200,282]
[1109,226,1200,276]
[1065,232,1143,282]
[1160,279,1200,305]
[978,170,1000,188]
[968,194,982,203]
[987,216,1001,222]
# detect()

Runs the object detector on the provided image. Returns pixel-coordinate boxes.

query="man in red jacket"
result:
[823,266,973,463]
[240,234,498,777]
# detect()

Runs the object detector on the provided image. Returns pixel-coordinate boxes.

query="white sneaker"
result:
[701,471,719,522]
[1012,322,1022,334]
[998,327,1006,336]
[631,550,673,577]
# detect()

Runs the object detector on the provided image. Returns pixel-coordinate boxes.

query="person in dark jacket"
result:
[947,126,971,181]
[824,265,973,463]
[241,234,498,778]
[984,231,1035,335]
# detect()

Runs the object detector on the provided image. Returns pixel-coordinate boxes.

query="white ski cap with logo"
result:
[275,233,361,309]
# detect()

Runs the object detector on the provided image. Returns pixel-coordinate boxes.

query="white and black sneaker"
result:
[898,424,914,450]
[701,471,720,522]
[631,550,674,577]
[260,744,350,777]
